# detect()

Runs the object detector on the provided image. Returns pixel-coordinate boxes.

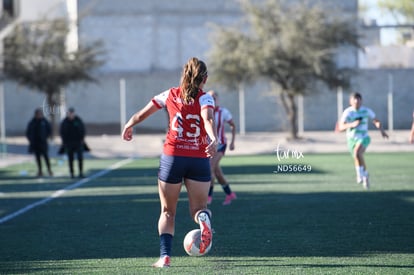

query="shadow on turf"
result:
[3,143,102,160]
[1,161,413,263]
[1,189,413,262]
[209,259,414,269]
[0,164,160,192]
[2,163,317,191]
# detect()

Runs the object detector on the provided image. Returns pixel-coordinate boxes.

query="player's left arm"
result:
[372,118,388,139]
[227,119,236,151]
[409,112,414,144]
[201,106,218,157]
[410,121,414,144]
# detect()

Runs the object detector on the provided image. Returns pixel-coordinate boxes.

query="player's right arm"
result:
[122,90,169,141]
[122,101,159,141]
[338,120,360,131]
[338,110,360,132]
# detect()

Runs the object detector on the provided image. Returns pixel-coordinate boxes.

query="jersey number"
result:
[171,113,200,138]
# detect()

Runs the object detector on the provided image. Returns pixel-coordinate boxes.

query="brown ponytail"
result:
[180,57,208,104]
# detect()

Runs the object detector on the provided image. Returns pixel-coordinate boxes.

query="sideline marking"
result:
[0,158,134,225]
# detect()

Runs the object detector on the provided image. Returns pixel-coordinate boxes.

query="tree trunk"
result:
[279,91,298,140]
[46,91,60,139]
[288,93,298,139]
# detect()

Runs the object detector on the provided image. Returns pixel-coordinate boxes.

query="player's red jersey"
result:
[152,87,215,158]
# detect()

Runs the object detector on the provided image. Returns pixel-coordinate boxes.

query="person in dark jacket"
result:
[59,107,86,178]
[26,108,53,177]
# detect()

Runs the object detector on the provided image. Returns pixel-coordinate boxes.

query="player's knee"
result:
[211,172,216,181]
[352,151,358,159]
[161,209,176,221]
[356,148,364,158]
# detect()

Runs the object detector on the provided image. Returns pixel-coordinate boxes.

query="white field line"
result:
[0,158,134,225]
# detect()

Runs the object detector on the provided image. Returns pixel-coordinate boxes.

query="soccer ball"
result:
[183,229,212,256]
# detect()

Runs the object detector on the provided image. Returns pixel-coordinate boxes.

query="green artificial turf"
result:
[0,153,413,274]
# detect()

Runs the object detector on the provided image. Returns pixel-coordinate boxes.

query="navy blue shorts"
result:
[217,143,227,153]
[158,154,211,184]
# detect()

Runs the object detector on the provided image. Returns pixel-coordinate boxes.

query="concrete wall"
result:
[4,68,413,135]
[3,0,413,135]
[18,0,71,21]
[304,69,414,131]
[77,0,242,73]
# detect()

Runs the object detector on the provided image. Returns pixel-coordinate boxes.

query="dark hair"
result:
[34,108,43,116]
[180,57,208,104]
[350,92,362,99]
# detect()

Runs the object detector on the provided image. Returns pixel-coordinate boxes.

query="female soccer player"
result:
[122,57,218,268]
[338,92,388,189]
[207,90,237,205]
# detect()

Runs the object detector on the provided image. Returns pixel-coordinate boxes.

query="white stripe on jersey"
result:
[340,105,375,139]
[152,89,214,110]
[215,107,233,144]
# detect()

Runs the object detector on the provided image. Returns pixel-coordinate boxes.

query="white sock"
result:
[359,166,365,177]
[355,166,362,179]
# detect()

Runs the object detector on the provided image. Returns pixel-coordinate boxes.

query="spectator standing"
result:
[60,107,86,178]
[26,108,53,177]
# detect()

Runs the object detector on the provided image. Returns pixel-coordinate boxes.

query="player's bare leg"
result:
[208,153,222,204]
[354,143,369,189]
[212,152,237,205]
[157,180,181,235]
[153,180,181,268]
[185,178,212,254]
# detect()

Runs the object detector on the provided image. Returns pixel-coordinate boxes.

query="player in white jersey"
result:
[338,92,388,189]
[207,90,237,205]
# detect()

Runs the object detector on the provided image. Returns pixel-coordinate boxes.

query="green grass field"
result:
[0,152,413,274]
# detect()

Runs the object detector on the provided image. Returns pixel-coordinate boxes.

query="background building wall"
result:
[4,68,413,135]
[3,0,413,135]
[77,0,242,73]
